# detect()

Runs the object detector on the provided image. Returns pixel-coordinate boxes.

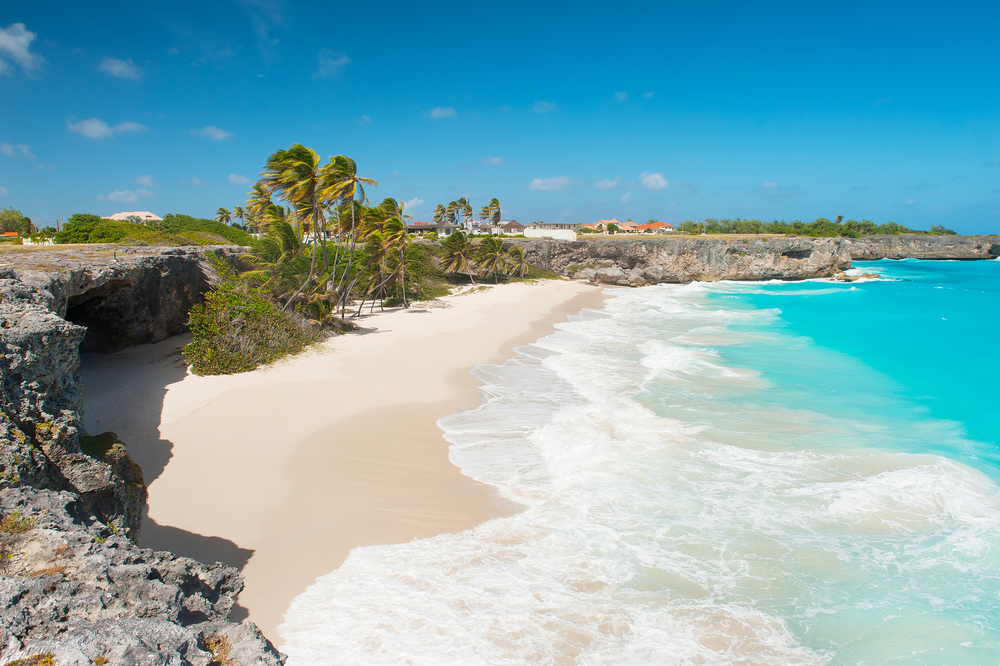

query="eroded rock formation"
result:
[505,236,852,286]
[504,234,999,285]
[0,246,284,664]
[0,488,282,665]
[844,234,1000,260]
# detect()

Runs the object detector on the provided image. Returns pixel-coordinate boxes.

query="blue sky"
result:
[1,0,998,232]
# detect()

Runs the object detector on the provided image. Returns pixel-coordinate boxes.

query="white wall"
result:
[524,228,577,241]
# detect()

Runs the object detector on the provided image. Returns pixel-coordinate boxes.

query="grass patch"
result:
[205,634,234,666]
[1,511,36,534]
[184,257,325,375]
[80,433,118,459]
[523,264,563,280]
[8,654,55,666]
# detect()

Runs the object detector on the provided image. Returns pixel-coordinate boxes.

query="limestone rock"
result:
[0,487,285,665]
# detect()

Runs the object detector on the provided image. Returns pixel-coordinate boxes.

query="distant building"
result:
[104,211,163,224]
[634,222,674,233]
[500,220,524,235]
[525,221,579,231]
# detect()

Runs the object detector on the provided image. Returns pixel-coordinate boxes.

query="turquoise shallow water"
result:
[716,259,1000,473]
[282,259,1000,665]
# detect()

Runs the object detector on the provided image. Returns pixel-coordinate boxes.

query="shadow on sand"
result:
[79,334,254,621]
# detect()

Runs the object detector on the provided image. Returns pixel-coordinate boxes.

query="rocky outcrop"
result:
[0,245,283,663]
[505,236,852,286]
[8,246,243,353]
[502,234,999,286]
[844,234,1000,260]
[0,487,284,665]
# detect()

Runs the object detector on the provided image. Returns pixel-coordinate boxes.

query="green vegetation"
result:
[184,257,326,375]
[1,510,36,534]
[180,143,558,374]
[80,433,119,459]
[675,216,958,237]
[53,213,256,246]
[0,207,35,237]
[7,653,56,666]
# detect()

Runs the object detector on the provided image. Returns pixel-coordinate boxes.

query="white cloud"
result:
[0,23,44,76]
[1,143,35,160]
[191,178,208,187]
[481,156,503,166]
[594,177,619,190]
[760,181,778,188]
[641,172,669,190]
[192,126,234,140]
[97,188,155,203]
[314,49,351,78]
[404,197,423,209]
[0,186,8,196]
[533,101,557,113]
[905,198,916,205]
[614,91,628,102]
[643,92,654,99]
[167,47,179,55]
[620,192,632,203]
[228,174,251,185]
[132,175,159,187]
[359,115,371,124]
[99,57,142,80]
[66,118,149,139]
[428,107,456,119]
[528,176,571,191]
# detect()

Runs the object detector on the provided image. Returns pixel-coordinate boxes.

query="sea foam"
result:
[281,265,1000,665]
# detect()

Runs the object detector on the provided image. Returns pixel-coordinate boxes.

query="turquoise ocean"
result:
[281,258,1000,665]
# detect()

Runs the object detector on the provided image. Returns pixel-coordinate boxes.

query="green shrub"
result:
[184,258,325,375]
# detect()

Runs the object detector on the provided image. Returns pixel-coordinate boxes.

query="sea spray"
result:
[281,259,1000,665]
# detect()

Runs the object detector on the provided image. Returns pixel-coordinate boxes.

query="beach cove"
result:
[79,279,610,642]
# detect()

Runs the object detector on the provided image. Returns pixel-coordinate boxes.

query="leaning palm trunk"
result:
[282,195,321,312]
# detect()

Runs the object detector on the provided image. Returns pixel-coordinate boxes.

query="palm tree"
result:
[453,197,473,231]
[505,245,527,277]
[232,205,246,229]
[475,236,509,283]
[433,204,447,224]
[259,144,331,311]
[216,207,232,225]
[246,183,273,232]
[382,216,411,307]
[326,155,378,316]
[489,198,502,235]
[440,231,477,285]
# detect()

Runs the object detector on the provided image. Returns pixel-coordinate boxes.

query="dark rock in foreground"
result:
[0,488,284,665]
[1,246,284,664]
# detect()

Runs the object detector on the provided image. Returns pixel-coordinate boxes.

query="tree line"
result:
[676,216,957,237]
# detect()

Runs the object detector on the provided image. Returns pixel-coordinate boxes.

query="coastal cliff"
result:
[844,234,1000,260]
[0,246,285,664]
[505,236,852,286]
[505,234,999,285]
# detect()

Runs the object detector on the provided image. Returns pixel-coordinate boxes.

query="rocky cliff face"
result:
[0,246,284,664]
[844,234,1000,260]
[506,236,852,285]
[0,487,282,665]
[504,234,999,285]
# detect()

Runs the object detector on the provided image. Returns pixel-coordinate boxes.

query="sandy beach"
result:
[79,279,609,644]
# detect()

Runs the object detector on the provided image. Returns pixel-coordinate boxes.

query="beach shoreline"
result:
[79,279,612,644]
